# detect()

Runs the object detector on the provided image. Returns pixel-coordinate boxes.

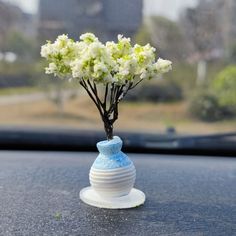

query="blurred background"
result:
[0,0,236,135]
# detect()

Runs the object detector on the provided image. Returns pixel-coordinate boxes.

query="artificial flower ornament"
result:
[41,33,172,140]
[41,33,172,209]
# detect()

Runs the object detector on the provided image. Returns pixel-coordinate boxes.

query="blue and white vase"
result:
[89,136,136,198]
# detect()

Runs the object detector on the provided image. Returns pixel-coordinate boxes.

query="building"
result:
[38,0,143,42]
[219,0,236,56]
[181,0,236,61]
[0,1,36,47]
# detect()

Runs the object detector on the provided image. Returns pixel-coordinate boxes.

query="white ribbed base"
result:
[89,165,136,198]
[80,187,145,209]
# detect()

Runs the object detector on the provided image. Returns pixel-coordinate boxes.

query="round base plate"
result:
[80,187,145,209]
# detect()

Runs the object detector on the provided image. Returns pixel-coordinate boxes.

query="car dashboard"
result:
[0,151,235,235]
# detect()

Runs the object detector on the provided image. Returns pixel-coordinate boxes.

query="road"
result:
[0,90,79,105]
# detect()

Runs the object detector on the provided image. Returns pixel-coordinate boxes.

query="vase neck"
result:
[97,136,122,156]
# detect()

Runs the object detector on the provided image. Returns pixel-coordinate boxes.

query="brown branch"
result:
[79,81,96,105]
[111,102,119,123]
[80,80,103,117]
[103,83,109,109]
[80,79,87,89]
[110,83,115,106]
[113,85,119,103]
[117,85,125,99]
[79,76,143,140]
[106,83,117,115]
[93,81,98,95]
[117,81,133,102]
[87,79,104,109]
[130,78,143,90]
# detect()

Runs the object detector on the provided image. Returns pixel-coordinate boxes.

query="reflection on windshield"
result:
[0,0,235,136]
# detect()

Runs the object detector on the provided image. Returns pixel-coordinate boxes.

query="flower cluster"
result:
[41,33,172,84]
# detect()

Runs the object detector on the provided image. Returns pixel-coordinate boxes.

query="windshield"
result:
[0,0,236,140]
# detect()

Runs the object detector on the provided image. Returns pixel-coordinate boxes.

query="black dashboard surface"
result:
[0,151,235,236]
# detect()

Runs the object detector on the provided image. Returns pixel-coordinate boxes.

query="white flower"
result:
[45,62,57,75]
[140,65,156,80]
[80,33,98,44]
[70,59,86,78]
[93,61,109,79]
[40,43,54,58]
[57,34,69,42]
[41,33,172,84]
[155,58,172,73]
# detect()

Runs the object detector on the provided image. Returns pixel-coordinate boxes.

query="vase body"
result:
[89,136,136,198]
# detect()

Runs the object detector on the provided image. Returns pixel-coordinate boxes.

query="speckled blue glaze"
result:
[92,136,132,169]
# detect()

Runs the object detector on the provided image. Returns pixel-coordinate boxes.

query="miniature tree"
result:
[41,33,172,140]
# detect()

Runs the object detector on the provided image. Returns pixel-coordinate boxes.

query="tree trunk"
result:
[104,119,113,140]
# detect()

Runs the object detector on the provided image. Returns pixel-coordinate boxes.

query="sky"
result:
[144,0,198,19]
[3,0,198,20]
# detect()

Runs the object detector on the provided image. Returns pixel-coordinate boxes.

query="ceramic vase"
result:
[90,136,136,198]
[80,136,145,209]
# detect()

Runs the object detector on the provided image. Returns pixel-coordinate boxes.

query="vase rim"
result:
[97,136,121,147]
